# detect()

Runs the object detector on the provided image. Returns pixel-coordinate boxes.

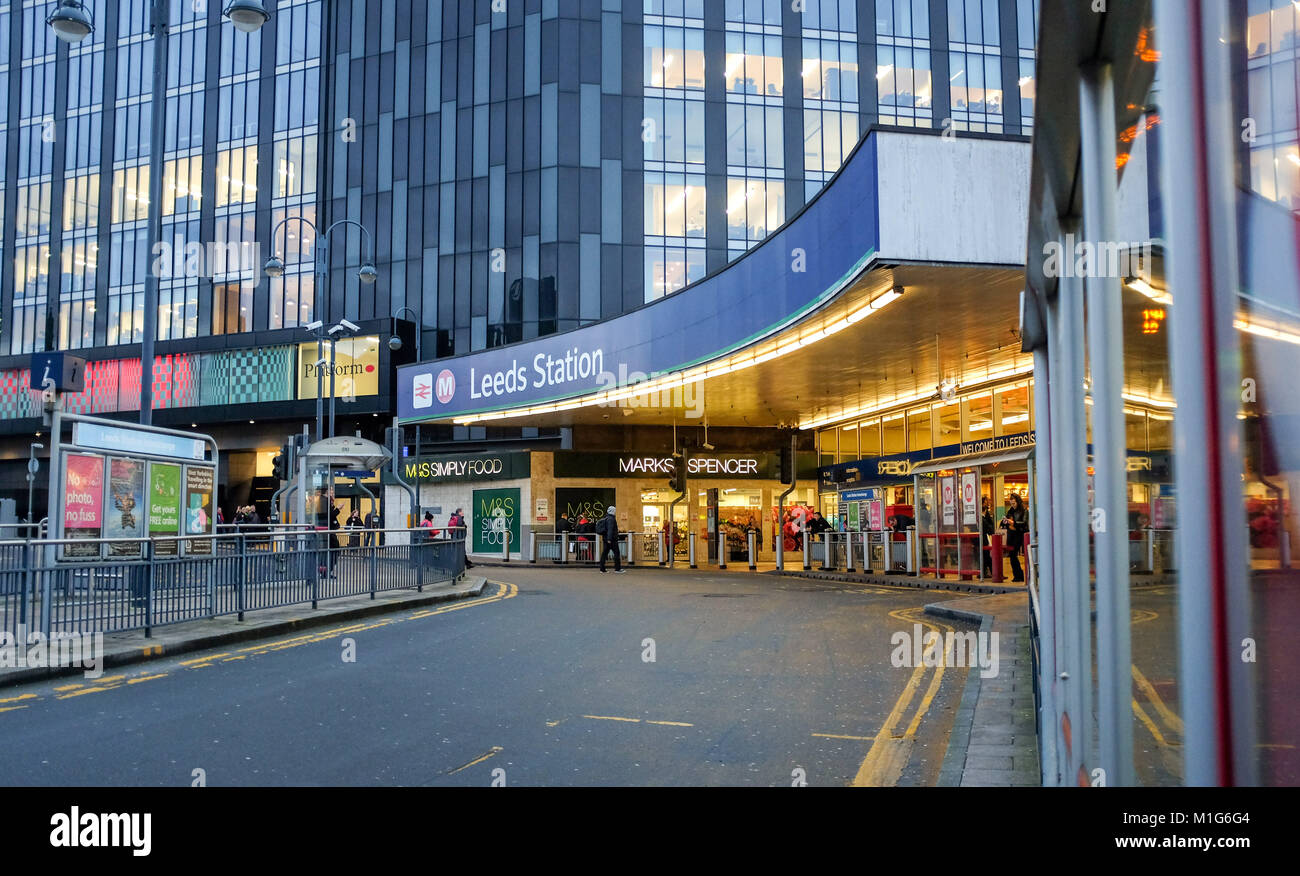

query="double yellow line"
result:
[851,608,956,787]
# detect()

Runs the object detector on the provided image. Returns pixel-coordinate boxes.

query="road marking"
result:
[53,684,83,692]
[56,684,121,699]
[646,720,694,727]
[448,746,503,774]
[0,705,29,713]
[852,608,954,787]
[0,692,38,704]
[181,654,230,666]
[1132,698,1177,747]
[812,732,875,741]
[92,675,126,684]
[127,673,167,685]
[583,714,641,723]
[1131,664,1183,736]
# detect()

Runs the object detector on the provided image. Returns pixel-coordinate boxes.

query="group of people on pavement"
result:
[554,508,625,572]
[420,508,473,569]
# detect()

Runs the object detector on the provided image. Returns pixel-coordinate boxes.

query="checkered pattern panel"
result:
[0,369,39,420]
[88,360,120,413]
[257,346,294,403]
[118,358,142,412]
[198,352,228,407]
[226,348,263,406]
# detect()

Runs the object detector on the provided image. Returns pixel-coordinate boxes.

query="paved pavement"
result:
[0,567,992,787]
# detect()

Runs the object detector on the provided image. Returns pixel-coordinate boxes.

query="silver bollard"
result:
[1146,529,1155,573]
[846,532,855,572]
[689,531,697,569]
[906,528,916,575]
[802,532,811,571]
[775,527,784,571]
[718,531,727,569]
[822,534,833,570]
[529,530,536,564]
[658,531,666,566]
[561,531,569,564]
[503,529,510,563]
[748,530,756,570]
[1283,530,1293,570]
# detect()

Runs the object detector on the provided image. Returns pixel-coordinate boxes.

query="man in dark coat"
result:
[598,506,624,574]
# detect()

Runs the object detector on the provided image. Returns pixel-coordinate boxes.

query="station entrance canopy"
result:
[398,130,1035,432]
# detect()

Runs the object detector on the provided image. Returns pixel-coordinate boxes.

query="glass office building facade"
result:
[0,0,1038,411]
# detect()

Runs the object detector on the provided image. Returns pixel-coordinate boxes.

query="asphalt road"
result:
[0,568,977,787]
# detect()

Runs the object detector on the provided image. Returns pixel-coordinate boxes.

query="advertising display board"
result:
[555,488,614,525]
[297,335,381,399]
[961,472,978,526]
[62,453,104,558]
[473,487,520,554]
[148,462,182,557]
[941,475,957,527]
[104,457,146,557]
[184,465,216,554]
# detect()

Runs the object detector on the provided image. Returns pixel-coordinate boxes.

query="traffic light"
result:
[669,454,685,492]
[271,450,286,481]
[779,446,793,485]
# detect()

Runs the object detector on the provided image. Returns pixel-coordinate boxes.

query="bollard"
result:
[718,531,727,569]
[658,531,666,566]
[689,531,697,569]
[529,530,537,564]
[863,531,872,574]
[748,530,756,570]
[990,532,1003,583]
[1283,530,1292,570]
[846,532,855,572]
[821,534,833,570]
[802,533,811,571]
[906,528,916,575]
[1146,529,1154,573]
[503,529,510,563]
[775,527,783,571]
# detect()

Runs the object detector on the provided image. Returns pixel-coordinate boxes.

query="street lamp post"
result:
[327,318,360,439]
[48,0,270,426]
[265,218,377,444]
[389,307,421,524]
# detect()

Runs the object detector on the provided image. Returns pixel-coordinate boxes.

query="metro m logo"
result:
[435,369,456,404]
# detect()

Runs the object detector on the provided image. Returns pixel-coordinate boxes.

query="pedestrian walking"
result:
[1000,493,1027,582]
[598,506,624,573]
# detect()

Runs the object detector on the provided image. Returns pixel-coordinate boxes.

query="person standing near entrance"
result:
[981,497,995,577]
[598,505,625,574]
[1000,493,1027,582]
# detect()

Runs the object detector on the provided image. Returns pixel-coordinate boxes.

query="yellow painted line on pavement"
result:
[852,608,951,787]
[0,705,29,713]
[1132,698,1176,747]
[56,684,122,699]
[1131,664,1183,736]
[812,732,875,741]
[180,654,230,666]
[646,720,694,727]
[583,714,641,723]
[127,673,168,685]
[53,683,83,692]
[92,675,126,684]
[221,655,247,662]
[448,746,504,774]
[0,692,38,704]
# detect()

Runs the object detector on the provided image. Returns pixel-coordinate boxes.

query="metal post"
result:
[802,530,811,571]
[529,530,537,564]
[821,533,832,570]
[137,0,170,425]
[315,330,325,443]
[658,531,666,566]
[329,331,338,439]
[688,531,697,569]
[503,529,510,563]
[748,529,756,570]
[905,528,915,575]
[775,523,783,571]
[846,531,855,572]
[718,531,727,569]
[561,531,569,564]
[1156,0,1256,786]
[1080,61,1135,787]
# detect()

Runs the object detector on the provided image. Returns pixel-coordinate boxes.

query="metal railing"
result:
[529,532,634,565]
[0,527,466,639]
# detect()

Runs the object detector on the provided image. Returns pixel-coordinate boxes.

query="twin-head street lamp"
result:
[264,218,378,444]
[47,0,269,43]
[48,0,271,428]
